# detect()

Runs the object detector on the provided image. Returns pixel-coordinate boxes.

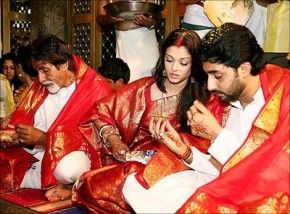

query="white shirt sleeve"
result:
[208,128,241,165]
[33,103,47,132]
[186,146,220,176]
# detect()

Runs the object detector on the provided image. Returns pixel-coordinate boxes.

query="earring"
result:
[163,70,167,77]
[191,77,195,83]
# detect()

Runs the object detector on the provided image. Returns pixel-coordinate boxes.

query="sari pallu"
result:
[178,64,290,213]
[0,56,112,192]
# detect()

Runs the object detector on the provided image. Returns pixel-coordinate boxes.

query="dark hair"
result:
[0,52,22,90]
[199,23,267,75]
[99,58,130,83]
[15,45,38,77]
[152,28,209,131]
[31,34,76,72]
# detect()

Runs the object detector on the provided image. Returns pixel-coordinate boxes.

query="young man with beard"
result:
[122,23,289,213]
[0,35,112,201]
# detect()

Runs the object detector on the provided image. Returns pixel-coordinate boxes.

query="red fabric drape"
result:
[0,56,112,192]
[178,64,290,213]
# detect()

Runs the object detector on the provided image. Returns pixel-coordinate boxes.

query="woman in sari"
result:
[0,53,22,103]
[83,28,212,166]
[75,28,224,213]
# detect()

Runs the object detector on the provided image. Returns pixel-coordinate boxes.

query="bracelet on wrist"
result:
[177,147,192,161]
[99,125,121,148]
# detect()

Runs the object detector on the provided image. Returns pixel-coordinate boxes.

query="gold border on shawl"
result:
[283,142,290,154]
[184,192,238,214]
[223,84,284,172]
[143,152,172,187]
[18,86,46,112]
[51,126,66,158]
[77,61,88,79]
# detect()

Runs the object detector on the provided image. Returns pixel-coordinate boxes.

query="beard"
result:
[212,78,245,102]
[41,80,61,94]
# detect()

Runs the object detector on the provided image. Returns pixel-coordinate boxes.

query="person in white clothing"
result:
[97,0,161,82]
[122,23,289,213]
[0,35,112,201]
[180,0,267,46]
[179,0,214,38]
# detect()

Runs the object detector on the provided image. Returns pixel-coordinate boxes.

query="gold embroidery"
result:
[217,206,237,214]
[185,202,204,214]
[283,142,290,154]
[19,85,46,112]
[150,95,179,118]
[254,84,284,134]
[184,193,207,213]
[223,85,284,172]
[223,128,269,172]
[142,147,188,187]
[78,62,88,79]
[52,126,66,158]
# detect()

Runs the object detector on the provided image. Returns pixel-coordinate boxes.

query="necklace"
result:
[157,92,179,119]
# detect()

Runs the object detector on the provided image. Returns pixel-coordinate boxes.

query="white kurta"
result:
[123,88,265,213]
[115,27,159,83]
[184,1,266,46]
[182,3,214,38]
[245,1,267,47]
[21,82,91,188]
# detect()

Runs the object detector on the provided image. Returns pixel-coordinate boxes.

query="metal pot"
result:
[104,1,163,21]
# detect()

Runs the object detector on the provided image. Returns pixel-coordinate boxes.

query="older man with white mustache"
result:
[0,34,112,202]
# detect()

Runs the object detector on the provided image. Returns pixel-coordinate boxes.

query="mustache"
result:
[41,80,55,86]
[210,90,226,95]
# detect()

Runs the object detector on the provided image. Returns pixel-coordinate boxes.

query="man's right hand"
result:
[187,100,222,140]
[16,124,46,146]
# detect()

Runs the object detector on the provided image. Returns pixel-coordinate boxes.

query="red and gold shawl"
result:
[178,64,290,213]
[0,55,112,192]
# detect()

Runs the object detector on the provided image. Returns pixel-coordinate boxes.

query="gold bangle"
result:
[177,147,192,161]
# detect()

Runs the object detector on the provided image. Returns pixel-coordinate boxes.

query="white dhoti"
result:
[116,27,159,82]
[20,150,91,189]
[122,170,216,213]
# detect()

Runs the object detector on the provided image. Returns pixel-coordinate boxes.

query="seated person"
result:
[13,45,38,105]
[98,57,130,90]
[0,52,22,102]
[0,34,112,202]
[74,28,226,213]
[122,23,289,213]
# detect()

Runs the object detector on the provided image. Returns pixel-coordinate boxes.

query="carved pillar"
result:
[30,0,67,41]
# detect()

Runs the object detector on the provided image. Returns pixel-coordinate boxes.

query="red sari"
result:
[75,77,226,213]
[0,56,112,192]
[178,64,290,213]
